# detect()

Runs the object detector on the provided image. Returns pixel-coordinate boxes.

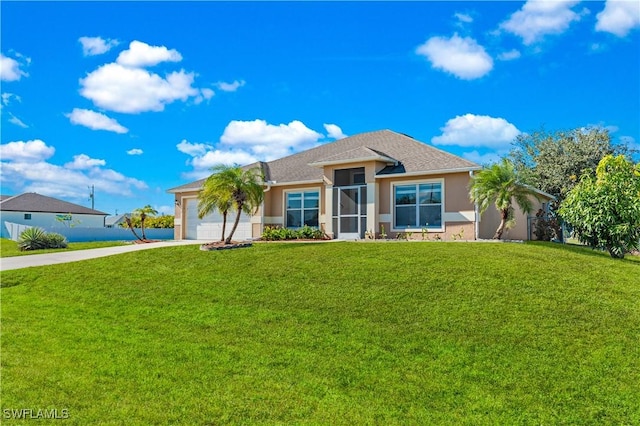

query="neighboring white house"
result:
[0,192,108,239]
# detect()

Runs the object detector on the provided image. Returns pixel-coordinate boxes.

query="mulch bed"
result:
[200,241,253,251]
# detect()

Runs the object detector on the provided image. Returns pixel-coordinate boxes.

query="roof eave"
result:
[375,166,482,178]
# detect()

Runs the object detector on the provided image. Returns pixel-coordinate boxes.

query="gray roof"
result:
[105,213,131,226]
[0,193,108,215]
[168,129,480,192]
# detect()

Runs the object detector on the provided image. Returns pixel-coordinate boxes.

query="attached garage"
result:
[185,199,253,240]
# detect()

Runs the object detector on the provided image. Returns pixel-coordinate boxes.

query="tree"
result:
[133,205,158,241]
[509,127,634,205]
[559,155,640,259]
[198,165,235,242]
[470,158,541,239]
[197,164,264,244]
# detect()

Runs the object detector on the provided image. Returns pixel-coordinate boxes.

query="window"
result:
[394,182,442,229]
[286,191,319,228]
[24,213,32,220]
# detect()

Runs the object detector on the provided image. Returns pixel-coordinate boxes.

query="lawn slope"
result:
[1,242,638,424]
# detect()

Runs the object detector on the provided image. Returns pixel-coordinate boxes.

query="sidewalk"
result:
[0,240,209,271]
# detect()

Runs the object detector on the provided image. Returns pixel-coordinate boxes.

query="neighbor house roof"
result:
[0,193,108,215]
[168,130,481,192]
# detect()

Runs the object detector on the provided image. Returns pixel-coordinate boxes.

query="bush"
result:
[261,226,327,241]
[45,232,68,249]
[18,228,68,251]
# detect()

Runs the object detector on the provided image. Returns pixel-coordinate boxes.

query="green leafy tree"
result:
[119,215,174,229]
[559,155,640,259]
[198,164,264,244]
[198,165,235,242]
[509,127,633,205]
[470,158,541,239]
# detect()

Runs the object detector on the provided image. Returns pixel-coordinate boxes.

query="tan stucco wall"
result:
[478,195,551,240]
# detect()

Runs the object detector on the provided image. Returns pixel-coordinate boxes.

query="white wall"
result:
[0,211,105,238]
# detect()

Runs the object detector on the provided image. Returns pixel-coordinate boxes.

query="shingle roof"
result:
[168,129,480,192]
[0,193,109,215]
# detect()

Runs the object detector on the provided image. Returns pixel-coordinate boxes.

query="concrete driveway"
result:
[0,240,209,271]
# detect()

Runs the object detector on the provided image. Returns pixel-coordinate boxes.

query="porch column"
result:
[366,182,377,236]
[324,184,334,237]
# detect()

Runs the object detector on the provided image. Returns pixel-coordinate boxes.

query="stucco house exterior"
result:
[168,129,552,241]
[0,192,108,239]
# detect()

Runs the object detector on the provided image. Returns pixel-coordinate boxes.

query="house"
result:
[105,213,131,228]
[167,129,553,241]
[0,192,108,239]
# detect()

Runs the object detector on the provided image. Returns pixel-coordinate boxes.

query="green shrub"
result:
[18,227,49,251]
[45,232,68,249]
[18,228,68,251]
[261,226,327,241]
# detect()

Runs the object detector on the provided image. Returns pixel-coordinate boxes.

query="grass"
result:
[0,238,128,258]
[1,241,639,424]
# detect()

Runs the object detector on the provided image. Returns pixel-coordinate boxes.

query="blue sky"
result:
[1,1,638,216]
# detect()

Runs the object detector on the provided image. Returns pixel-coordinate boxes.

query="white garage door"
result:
[185,199,253,240]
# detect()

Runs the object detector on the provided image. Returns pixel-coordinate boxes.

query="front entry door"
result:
[335,186,366,239]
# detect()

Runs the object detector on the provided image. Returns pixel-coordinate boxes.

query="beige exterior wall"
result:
[478,194,552,240]
[375,171,476,239]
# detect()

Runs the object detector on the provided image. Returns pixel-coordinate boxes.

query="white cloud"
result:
[66,108,128,133]
[178,119,341,179]
[191,150,259,170]
[432,113,521,148]
[0,140,55,162]
[500,0,583,45]
[177,139,211,156]
[8,113,28,128]
[116,40,182,68]
[2,92,21,106]
[127,148,143,155]
[1,140,147,199]
[596,0,640,37]
[220,119,324,159]
[80,63,199,113]
[79,36,119,56]
[497,49,522,61]
[0,53,29,81]
[156,205,174,215]
[416,34,493,80]
[194,88,215,105]
[64,154,107,170]
[324,123,347,140]
[455,13,473,24]
[216,80,246,92]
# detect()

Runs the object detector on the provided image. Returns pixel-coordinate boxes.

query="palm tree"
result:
[198,164,264,244]
[198,165,234,242]
[133,205,158,241]
[470,158,540,239]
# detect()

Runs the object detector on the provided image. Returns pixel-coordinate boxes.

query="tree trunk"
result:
[225,204,243,244]
[125,217,144,241]
[140,212,147,241]
[220,210,227,242]
[606,245,625,259]
[493,209,509,240]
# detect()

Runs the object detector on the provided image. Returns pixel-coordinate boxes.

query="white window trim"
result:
[391,178,445,232]
[283,187,322,229]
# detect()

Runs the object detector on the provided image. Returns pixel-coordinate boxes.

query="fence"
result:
[3,221,173,242]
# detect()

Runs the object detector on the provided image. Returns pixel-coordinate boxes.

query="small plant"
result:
[451,228,465,241]
[433,234,442,241]
[380,224,387,240]
[396,231,411,241]
[421,227,428,240]
[45,232,68,249]
[18,228,68,251]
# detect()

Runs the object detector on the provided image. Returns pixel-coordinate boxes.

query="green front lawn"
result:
[1,242,638,424]
[0,238,128,257]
